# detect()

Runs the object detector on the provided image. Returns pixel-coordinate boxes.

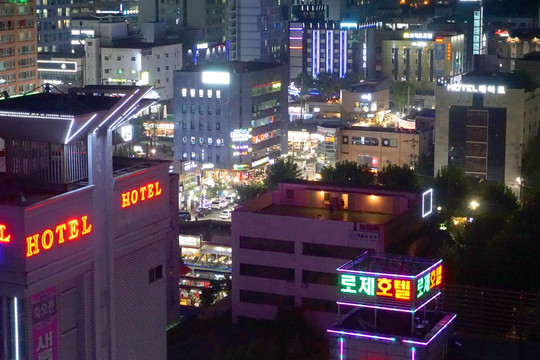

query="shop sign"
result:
[339,264,442,300]
[26,216,92,258]
[446,83,506,94]
[121,181,163,208]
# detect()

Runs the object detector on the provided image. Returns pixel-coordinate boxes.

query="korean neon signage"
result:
[0,224,11,243]
[340,275,412,300]
[339,264,442,300]
[121,181,163,208]
[26,216,92,258]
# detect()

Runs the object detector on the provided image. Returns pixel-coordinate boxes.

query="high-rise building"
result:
[173,62,288,179]
[235,0,292,62]
[0,0,38,96]
[36,0,71,53]
[0,85,179,360]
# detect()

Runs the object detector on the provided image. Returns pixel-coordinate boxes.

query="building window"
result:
[240,263,295,281]
[181,121,186,130]
[303,243,368,259]
[215,154,220,163]
[240,290,294,307]
[182,104,186,113]
[207,89,212,98]
[181,88,187,97]
[207,106,212,115]
[190,105,195,114]
[207,122,212,130]
[302,297,337,313]
[199,122,204,130]
[148,264,163,284]
[199,106,204,114]
[216,106,221,115]
[216,122,221,130]
[216,90,221,99]
[117,56,121,61]
[239,236,295,254]
[302,270,337,286]
[190,121,195,130]
[199,89,204,97]
[131,56,135,61]
[190,89,195,97]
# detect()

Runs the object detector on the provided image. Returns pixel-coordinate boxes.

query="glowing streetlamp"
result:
[469,200,480,211]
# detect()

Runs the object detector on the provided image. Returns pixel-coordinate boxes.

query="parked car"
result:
[224,196,235,205]
[211,199,228,209]
[220,209,232,220]
[195,207,211,217]
[178,211,191,222]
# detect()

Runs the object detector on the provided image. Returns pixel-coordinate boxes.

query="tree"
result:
[378,164,419,191]
[521,135,540,203]
[264,157,302,190]
[321,161,376,187]
[234,182,266,203]
[390,81,415,113]
[313,71,341,96]
[292,72,315,96]
[434,164,470,217]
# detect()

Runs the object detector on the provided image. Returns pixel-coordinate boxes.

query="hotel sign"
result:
[121,181,163,208]
[446,83,506,94]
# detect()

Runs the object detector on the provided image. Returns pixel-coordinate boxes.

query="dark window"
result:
[286,190,294,199]
[302,297,337,313]
[240,236,295,254]
[181,121,186,130]
[199,122,204,130]
[190,105,195,114]
[240,263,295,281]
[182,104,187,113]
[208,106,212,114]
[207,122,212,130]
[216,122,221,130]
[190,121,195,130]
[199,105,204,114]
[216,154,221,163]
[302,270,337,286]
[303,243,368,259]
[240,290,294,307]
[148,264,163,284]
[216,106,221,115]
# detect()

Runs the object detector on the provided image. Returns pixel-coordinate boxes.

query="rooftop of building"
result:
[0,156,169,207]
[180,61,284,73]
[348,77,390,93]
[338,251,440,276]
[460,71,539,91]
[329,308,453,341]
[257,204,394,224]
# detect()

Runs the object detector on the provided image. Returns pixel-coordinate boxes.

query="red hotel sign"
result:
[0,224,11,243]
[26,216,92,258]
[121,181,162,208]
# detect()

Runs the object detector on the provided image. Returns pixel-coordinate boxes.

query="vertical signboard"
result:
[31,287,58,360]
[433,43,445,76]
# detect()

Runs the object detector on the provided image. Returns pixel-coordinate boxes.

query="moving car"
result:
[178,211,191,222]
[211,199,228,209]
[195,207,212,217]
[220,209,232,220]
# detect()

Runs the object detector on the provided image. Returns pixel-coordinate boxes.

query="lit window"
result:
[181,88,187,97]
[207,90,213,98]
[190,89,195,97]
[216,90,221,99]
[199,89,204,97]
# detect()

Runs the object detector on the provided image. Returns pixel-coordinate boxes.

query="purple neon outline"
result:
[337,291,441,313]
[327,329,396,342]
[411,347,416,360]
[289,37,303,40]
[402,314,457,346]
[414,260,442,279]
[339,337,344,360]
[289,27,303,31]
[338,269,415,279]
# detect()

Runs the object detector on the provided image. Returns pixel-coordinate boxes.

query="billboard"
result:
[31,287,58,360]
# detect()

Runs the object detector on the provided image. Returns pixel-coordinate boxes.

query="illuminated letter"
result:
[147,183,155,198]
[68,219,79,240]
[0,224,10,243]
[130,190,138,204]
[81,216,92,235]
[41,229,54,250]
[121,192,131,208]
[56,223,67,244]
[26,234,40,257]
[139,186,147,201]
[155,181,162,196]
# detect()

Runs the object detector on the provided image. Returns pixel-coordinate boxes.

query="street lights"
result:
[516,177,524,205]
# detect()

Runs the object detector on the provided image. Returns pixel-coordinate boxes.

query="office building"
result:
[289,21,377,81]
[434,72,540,196]
[380,31,466,93]
[0,85,179,359]
[231,181,430,329]
[0,0,38,96]
[173,62,288,179]
[36,0,71,53]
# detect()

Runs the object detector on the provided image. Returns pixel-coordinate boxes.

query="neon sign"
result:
[121,181,163,208]
[403,32,433,40]
[446,83,506,95]
[26,216,92,258]
[340,275,412,300]
[0,224,11,243]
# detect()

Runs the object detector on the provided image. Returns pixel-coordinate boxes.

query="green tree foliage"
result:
[234,182,266,203]
[313,71,341,96]
[521,135,540,203]
[320,160,376,187]
[434,164,470,217]
[264,157,303,190]
[390,81,415,112]
[292,72,315,95]
[378,164,419,191]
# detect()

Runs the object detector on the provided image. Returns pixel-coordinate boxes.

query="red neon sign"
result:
[121,181,163,208]
[0,224,11,243]
[26,216,92,258]
[435,37,444,42]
